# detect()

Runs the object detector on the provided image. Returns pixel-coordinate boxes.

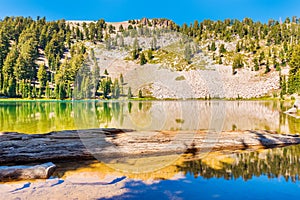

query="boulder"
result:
[0,162,56,181]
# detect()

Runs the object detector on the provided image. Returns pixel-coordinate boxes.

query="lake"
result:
[1,100,300,199]
[0,100,299,134]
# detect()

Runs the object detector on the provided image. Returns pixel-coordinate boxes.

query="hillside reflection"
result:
[0,100,299,134]
[179,144,300,182]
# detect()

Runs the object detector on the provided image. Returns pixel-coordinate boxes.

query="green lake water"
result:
[0,100,299,134]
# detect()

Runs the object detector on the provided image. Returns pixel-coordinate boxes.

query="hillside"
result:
[0,17,299,99]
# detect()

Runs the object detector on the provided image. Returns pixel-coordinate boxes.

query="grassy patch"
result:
[150,49,189,71]
[163,41,185,54]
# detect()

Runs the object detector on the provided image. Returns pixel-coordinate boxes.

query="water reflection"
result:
[0,100,299,134]
[54,144,300,183]
[179,145,300,182]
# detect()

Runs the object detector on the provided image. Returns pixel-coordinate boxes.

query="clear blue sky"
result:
[0,0,300,24]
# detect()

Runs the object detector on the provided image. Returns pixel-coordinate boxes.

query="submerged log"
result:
[0,129,300,165]
[0,162,56,181]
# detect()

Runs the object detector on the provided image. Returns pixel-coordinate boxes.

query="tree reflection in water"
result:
[178,144,300,182]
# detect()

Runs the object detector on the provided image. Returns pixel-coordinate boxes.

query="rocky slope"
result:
[81,19,281,99]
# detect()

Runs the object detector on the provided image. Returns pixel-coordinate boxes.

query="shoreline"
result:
[0,97,295,102]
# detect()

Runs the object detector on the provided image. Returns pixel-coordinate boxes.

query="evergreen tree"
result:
[2,45,18,88]
[119,35,124,47]
[0,30,10,91]
[127,87,132,99]
[219,44,226,54]
[138,89,143,98]
[280,75,287,96]
[133,37,139,50]
[132,49,138,60]
[58,82,66,100]
[104,69,109,75]
[118,24,124,32]
[113,79,120,99]
[147,49,153,60]
[211,41,216,51]
[151,37,157,50]
[45,81,51,98]
[184,43,192,63]
[120,73,124,85]
[232,54,244,74]
[288,44,300,94]
[140,52,147,65]
[7,78,16,97]
[38,63,47,89]
[265,60,271,74]
[253,58,259,71]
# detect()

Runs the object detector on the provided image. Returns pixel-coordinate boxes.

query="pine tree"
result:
[127,87,132,99]
[7,78,16,97]
[113,79,120,99]
[140,52,147,65]
[288,44,300,94]
[2,45,18,90]
[133,37,139,50]
[119,35,124,47]
[219,44,226,54]
[151,37,157,50]
[280,75,287,96]
[59,82,66,100]
[38,63,47,89]
[55,83,60,99]
[132,49,138,60]
[119,24,124,32]
[138,89,143,98]
[265,60,270,74]
[104,69,109,75]
[211,41,216,51]
[232,54,244,74]
[147,49,153,60]
[0,30,10,91]
[184,43,192,63]
[45,81,51,98]
[253,58,259,71]
[120,73,124,85]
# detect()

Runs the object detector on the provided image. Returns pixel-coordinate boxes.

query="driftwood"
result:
[0,162,56,181]
[1,129,300,165]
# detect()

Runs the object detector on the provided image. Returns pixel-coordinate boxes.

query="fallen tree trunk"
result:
[0,129,300,165]
[0,162,56,182]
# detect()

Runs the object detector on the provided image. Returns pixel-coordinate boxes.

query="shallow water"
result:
[0,100,299,134]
